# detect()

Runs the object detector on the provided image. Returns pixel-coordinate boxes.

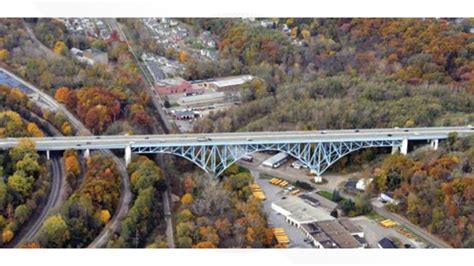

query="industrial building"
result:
[271,196,335,227]
[154,78,193,95]
[191,75,254,92]
[301,220,364,249]
[262,152,289,168]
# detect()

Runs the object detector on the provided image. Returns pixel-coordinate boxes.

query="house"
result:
[379,192,400,205]
[83,48,108,65]
[70,47,94,65]
[377,237,398,248]
[344,180,358,191]
[71,47,108,65]
[154,78,193,95]
[356,178,373,191]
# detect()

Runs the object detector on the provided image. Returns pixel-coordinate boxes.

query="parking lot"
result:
[239,152,359,192]
[251,169,313,248]
[350,216,425,248]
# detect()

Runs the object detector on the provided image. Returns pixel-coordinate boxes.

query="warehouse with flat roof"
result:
[271,196,335,227]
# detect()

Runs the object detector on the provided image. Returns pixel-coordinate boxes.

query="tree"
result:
[54,87,70,104]
[27,123,44,137]
[53,41,68,55]
[99,209,111,224]
[61,121,73,136]
[181,193,193,205]
[0,49,9,61]
[0,181,6,212]
[8,172,33,199]
[16,154,41,177]
[9,139,38,166]
[178,50,188,63]
[447,132,458,151]
[177,209,193,223]
[38,215,70,248]
[332,189,342,202]
[14,204,32,225]
[64,155,80,178]
[2,229,14,244]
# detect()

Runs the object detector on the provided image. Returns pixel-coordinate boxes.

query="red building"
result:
[154,78,193,95]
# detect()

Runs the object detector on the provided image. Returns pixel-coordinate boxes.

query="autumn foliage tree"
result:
[370,135,474,247]
[54,87,70,104]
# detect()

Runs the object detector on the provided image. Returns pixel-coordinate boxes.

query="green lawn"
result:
[317,190,333,201]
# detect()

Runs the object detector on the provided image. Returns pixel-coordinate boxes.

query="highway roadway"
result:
[1,65,132,248]
[0,126,472,151]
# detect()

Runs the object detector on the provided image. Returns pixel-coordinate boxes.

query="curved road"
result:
[0,66,131,248]
[10,156,64,246]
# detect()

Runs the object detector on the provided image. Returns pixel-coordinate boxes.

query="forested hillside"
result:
[370,134,474,247]
[188,18,473,132]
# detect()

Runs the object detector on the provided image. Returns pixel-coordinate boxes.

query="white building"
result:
[262,152,289,168]
[271,196,335,228]
[379,192,400,205]
[356,178,373,191]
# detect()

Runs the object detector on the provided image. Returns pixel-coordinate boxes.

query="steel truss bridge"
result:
[132,139,403,177]
[1,126,472,177]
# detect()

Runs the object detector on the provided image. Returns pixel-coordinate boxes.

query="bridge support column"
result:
[391,146,398,154]
[430,139,439,151]
[400,138,408,155]
[46,150,50,160]
[84,149,90,159]
[310,169,323,183]
[125,145,132,166]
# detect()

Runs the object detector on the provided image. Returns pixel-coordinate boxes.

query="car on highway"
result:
[321,130,327,134]
[387,134,393,137]
[197,137,211,142]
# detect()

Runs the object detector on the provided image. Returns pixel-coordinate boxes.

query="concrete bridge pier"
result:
[430,139,439,150]
[46,150,50,160]
[125,145,132,166]
[84,149,90,159]
[391,146,398,155]
[400,138,408,155]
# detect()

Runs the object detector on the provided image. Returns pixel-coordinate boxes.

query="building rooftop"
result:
[272,196,335,224]
[210,75,253,88]
[345,180,358,190]
[177,92,225,106]
[378,237,397,248]
[156,77,187,87]
[298,194,320,207]
[338,218,363,235]
[263,152,288,166]
[302,220,362,248]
